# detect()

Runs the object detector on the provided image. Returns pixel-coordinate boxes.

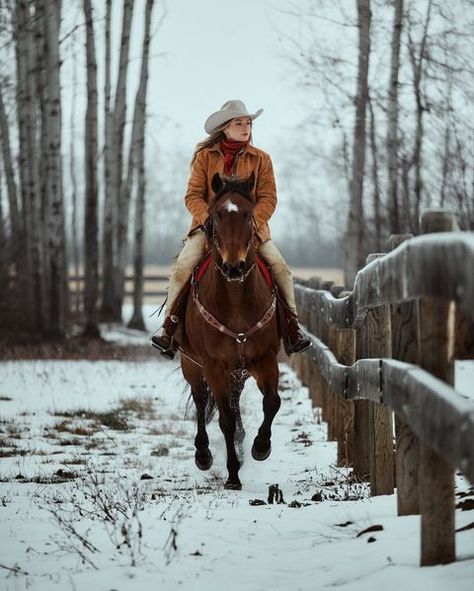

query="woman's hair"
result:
[190,121,253,167]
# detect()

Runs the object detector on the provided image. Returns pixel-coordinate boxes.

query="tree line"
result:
[284,0,474,284]
[0,0,155,338]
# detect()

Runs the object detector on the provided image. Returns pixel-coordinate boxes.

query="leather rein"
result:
[189,203,277,369]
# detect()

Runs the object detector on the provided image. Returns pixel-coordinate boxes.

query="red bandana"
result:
[221,139,248,175]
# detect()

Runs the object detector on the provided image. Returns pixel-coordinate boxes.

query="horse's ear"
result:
[242,171,255,197]
[211,172,223,194]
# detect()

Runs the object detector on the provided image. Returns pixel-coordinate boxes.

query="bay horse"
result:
[180,172,281,490]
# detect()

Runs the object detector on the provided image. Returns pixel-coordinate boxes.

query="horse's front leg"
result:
[205,367,241,490]
[249,356,281,461]
[192,380,213,471]
[181,359,213,471]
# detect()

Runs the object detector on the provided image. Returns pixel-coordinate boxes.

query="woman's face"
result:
[223,117,252,141]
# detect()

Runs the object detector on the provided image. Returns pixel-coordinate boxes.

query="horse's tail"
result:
[204,384,217,424]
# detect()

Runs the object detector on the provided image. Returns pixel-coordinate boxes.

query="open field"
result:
[0,348,473,590]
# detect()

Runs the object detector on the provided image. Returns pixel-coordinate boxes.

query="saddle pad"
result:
[194,252,213,285]
[256,254,273,289]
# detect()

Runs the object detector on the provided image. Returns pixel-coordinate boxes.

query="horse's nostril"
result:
[238,262,245,274]
[222,262,230,274]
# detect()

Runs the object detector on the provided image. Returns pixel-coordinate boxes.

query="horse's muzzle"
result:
[222,261,246,281]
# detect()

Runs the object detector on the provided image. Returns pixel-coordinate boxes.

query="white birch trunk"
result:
[15,0,45,330]
[128,0,155,330]
[345,0,371,287]
[407,0,432,234]
[368,97,381,252]
[83,0,100,336]
[0,87,20,245]
[101,0,115,322]
[69,41,80,313]
[43,0,67,336]
[104,0,134,323]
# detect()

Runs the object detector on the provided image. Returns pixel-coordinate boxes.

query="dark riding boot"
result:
[285,314,311,355]
[151,315,180,360]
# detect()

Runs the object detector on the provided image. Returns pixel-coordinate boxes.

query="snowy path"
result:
[0,358,473,591]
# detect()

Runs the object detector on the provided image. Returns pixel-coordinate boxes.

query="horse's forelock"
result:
[211,178,255,209]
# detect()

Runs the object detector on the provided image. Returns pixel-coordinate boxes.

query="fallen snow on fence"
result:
[0,359,473,591]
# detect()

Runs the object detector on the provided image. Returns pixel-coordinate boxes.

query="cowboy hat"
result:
[204,100,263,135]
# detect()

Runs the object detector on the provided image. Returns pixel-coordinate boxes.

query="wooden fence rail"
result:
[290,209,474,567]
[68,274,169,298]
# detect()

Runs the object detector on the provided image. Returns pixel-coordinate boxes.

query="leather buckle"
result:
[236,333,247,344]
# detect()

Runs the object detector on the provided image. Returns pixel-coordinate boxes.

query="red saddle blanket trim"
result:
[193,253,273,289]
[194,252,213,284]
[256,255,273,288]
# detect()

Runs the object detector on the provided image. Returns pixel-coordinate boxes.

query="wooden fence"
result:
[289,209,474,567]
[68,274,168,299]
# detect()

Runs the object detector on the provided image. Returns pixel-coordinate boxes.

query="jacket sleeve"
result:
[253,154,277,231]
[184,151,209,226]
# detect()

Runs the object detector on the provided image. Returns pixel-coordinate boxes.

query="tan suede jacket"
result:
[184,143,277,242]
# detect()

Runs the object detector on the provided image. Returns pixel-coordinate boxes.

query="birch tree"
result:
[128,0,155,330]
[101,0,134,323]
[101,0,114,322]
[41,0,67,336]
[14,0,43,329]
[0,83,20,250]
[69,39,80,313]
[406,0,433,233]
[345,0,371,286]
[83,0,99,336]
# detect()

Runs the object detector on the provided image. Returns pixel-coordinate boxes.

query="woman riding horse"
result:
[152,99,310,358]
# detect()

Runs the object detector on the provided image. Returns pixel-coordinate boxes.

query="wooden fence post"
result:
[327,324,337,441]
[308,288,323,407]
[328,285,347,444]
[333,313,355,467]
[353,318,370,480]
[418,210,457,566]
[364,254,395,496]
[387,234,421,516]
[319,316,330,426]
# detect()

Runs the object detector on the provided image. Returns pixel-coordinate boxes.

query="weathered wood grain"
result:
[365,295,394,496]
[302,332,474,485]
[388,233,420,517]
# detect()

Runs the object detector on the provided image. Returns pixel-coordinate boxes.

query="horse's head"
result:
[206,172,256,281]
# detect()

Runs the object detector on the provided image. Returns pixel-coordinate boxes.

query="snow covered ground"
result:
[0,347,473,591]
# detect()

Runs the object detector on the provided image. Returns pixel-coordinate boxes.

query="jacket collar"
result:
[208,143,259,157]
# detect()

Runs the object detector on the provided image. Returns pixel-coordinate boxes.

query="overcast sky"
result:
[122,0,307,154]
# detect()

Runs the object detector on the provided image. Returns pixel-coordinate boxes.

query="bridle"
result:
[209,205,256,283]
[191,190,276,368]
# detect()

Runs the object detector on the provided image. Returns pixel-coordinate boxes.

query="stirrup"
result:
[285,335,312,355]
[151,335,177,360]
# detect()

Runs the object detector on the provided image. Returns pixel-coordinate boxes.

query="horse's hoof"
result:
[224,479,242,490]
[252,441,271,461]
[195,450,213,471]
